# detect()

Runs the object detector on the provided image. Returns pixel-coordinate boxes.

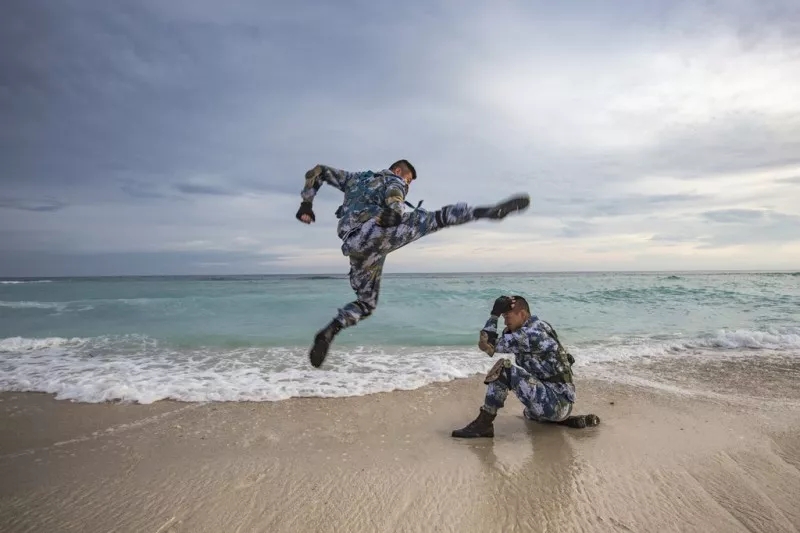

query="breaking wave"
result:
[1,326,798,404]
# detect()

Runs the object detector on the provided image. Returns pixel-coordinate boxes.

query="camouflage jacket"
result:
[482,315,576,402]
[300,165,408,239]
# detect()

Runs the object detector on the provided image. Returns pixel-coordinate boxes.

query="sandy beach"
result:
[2,369,800,533]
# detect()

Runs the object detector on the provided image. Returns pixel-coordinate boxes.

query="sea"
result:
[1,272,798,404]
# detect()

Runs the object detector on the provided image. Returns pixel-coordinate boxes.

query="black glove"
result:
[376,208,402,227]
[296,201,315,223]
[490,296,513,316]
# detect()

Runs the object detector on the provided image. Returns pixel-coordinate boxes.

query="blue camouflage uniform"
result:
[301,165,476,328]
[481,315,576,422]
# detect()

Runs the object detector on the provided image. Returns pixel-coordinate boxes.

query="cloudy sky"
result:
[2,0,799,276]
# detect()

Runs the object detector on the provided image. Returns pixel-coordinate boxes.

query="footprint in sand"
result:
[236,472,266,490]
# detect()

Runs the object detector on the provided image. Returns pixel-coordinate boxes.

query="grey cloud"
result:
[776,176,800,184]
[1,2,303,193]
[121,179,269,201]
[120,181,171,200]
[590,193,711,217]
[702,209,766,224]
[559,221,594,238]
[649,209,800,249]
[174,182,237,196]
[0,197,67,212]
[0,250,286,278]
[697,210,800,248]
[0,0,437,198]
[649,234,693,244]
[691,0,800,44]
[2,1,800,275]
[534,192,711,218]
[172,177,295,197]
[621,114,800,180]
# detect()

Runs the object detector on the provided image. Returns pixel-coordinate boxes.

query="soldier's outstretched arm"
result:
[301,165,358,201]
[296,165,358,224]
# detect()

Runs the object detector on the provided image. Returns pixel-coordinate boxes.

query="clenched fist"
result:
[296,201,315,224]
[478,330,497,356]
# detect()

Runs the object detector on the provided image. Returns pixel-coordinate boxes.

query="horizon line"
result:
[2,268,799,280]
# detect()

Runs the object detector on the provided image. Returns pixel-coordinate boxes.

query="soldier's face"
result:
[393,167,414,185]
[502,309,527,331]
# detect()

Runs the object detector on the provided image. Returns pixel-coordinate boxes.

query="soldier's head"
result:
[389,159,416,185]
[502,295,531,331]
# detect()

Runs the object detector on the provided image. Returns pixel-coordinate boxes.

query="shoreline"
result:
[2,376,800,532]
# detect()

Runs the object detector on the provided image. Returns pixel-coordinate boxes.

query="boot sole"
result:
[451,430,494,438]
[486,194,531,220]
[309,331,329,368]
[556,414,601,429]
[585,414,600,427]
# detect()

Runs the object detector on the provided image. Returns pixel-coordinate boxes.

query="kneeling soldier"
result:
[452,295,600,438]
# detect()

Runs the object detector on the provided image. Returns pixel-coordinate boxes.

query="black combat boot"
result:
[451,409,496,438]
[473,193,531,220]
[309,319,343,368]
[557,414,600,429]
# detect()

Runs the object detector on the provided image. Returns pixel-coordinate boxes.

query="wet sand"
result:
[2,372,800,533]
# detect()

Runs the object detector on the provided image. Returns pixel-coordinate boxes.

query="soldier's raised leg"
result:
[365,193,531,256]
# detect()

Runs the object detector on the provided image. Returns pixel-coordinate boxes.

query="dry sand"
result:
[1,373,800,533]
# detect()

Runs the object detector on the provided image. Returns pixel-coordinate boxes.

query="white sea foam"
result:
[0,328,798,404]
[0,301,68,311]
[0,280,52,284]
[0,301,95,313]
[694,328,800,350]
[0,336,88,353]
[570,326,800,366]
[0,336,492,404]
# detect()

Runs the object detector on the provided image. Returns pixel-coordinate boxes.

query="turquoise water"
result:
[1,272,798,403]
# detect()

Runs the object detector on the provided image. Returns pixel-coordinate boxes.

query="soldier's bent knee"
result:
[484,358,512,385]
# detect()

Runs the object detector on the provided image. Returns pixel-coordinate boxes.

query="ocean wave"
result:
[1,325,798,404]
[0,301,94,313]
[0,280,52,284]
[0,336,89,352]
[693,328,800,350]
[571,326,800,366]
[568,285,798,308]
[580,286,733,301]
[0,301,67,311]
[0,336,490,404]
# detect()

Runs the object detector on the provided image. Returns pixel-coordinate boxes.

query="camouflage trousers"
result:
[334,203,475,328]
[482,364,573,422]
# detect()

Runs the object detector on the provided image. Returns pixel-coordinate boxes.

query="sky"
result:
[2,0,799,276]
